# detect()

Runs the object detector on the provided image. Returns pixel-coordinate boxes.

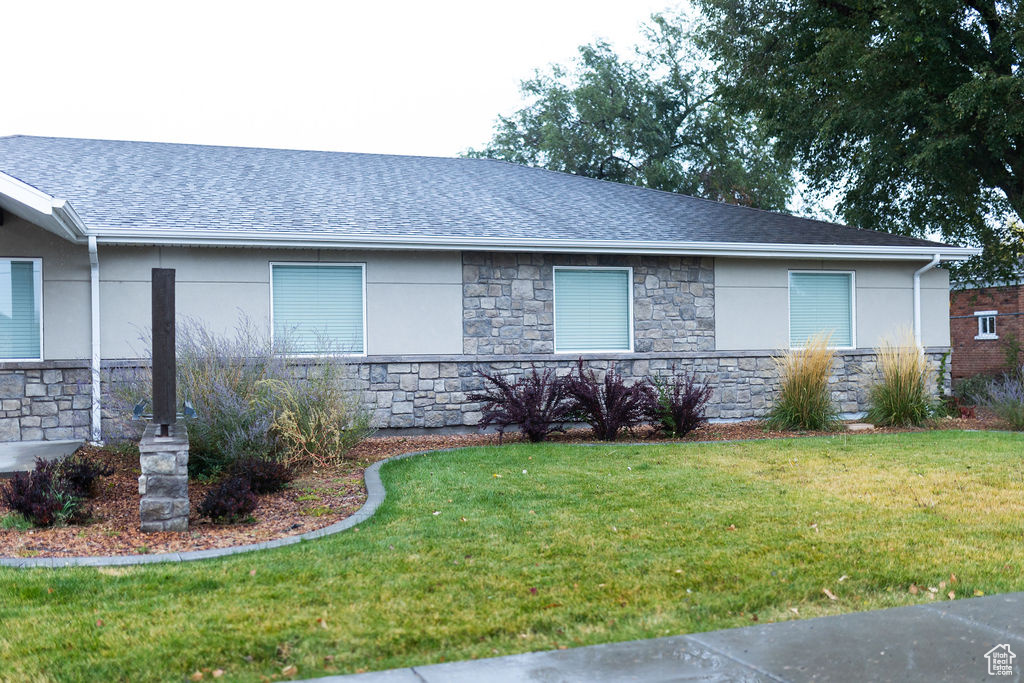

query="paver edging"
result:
[0,429,1013,569]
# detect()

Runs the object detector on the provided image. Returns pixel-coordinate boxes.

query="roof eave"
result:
[0,172,88,243]
[92,229,981,261]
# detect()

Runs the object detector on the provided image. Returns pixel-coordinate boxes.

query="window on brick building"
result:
[975,311,998,340]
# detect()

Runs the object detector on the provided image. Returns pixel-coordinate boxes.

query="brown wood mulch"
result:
[0,413,1008,559]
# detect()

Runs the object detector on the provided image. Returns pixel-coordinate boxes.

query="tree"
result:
[696,0,1024,282]
[466,15,795,211]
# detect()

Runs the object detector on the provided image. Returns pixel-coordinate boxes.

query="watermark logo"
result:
[985,644,1016,676]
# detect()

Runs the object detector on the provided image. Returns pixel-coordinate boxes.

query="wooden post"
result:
[151,268,176,436]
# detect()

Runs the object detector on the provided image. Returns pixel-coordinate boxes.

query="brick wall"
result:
[950,285,1024,379]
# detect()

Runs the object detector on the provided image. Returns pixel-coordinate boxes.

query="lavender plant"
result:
[985,372,1024,431]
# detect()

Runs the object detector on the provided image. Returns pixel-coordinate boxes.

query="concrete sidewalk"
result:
[0,440,82,478]
[308,592,1024,682]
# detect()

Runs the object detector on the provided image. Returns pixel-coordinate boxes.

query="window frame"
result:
[787,269,857,350]
[0,257,44,363]
[268,261,368,357]
[552,265,634,354]
[974,310,998,340]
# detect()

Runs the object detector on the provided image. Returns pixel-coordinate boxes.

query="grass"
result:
[867,328,935,427]
[2,431,1024,681]
[765,331,838,430]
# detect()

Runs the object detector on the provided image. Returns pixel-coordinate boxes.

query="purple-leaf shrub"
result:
[469,366,573,442]
[644,370,713,437]
[563,359,653,441]
[197,476,258,523]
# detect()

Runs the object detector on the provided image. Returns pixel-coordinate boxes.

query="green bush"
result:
[765,332,838,431]
[954,374,997,406]
[866,330,934,427]
[985,374,1024,430]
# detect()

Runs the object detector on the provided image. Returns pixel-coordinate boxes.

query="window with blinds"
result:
[789,271,854,348]
[271,264,365,354]
[0,259,42,360]
[554,267,632,352]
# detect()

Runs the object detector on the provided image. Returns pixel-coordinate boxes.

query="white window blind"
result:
[789,272,854,347]
[272,264,364,354]
[554,268,632,352]
[0,259,42,360]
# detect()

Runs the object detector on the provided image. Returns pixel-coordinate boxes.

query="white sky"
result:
[4,0,671,157]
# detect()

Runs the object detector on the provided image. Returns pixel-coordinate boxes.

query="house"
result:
[0,136,977,443]
[950,276,1023,381]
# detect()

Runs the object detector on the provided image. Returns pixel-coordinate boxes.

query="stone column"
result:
[138,422,189,532]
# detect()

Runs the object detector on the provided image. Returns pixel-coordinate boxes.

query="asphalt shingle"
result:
[0,135,947,248]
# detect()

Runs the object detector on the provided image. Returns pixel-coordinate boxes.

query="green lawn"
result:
[3,431,1024,681]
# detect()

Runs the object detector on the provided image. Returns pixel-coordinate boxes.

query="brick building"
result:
[950,281,1024,380]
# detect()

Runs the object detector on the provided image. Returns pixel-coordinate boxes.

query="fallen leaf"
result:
[96,619,104,627]
[928,586,938,593]
[939,581,946,590]
[460,517,467,522]
[909,584,919,595]
[950,573,958,584]
[249,569,256,576]
[726,524,737,531]
[838,575,849,583]
[281,665,298,677]
[529,587,538,595]
[750,614,759,621]
[432,511,441,516]
[543,603,562,609]
[974,589,985,596]
[948,591,955,600]
[789,607,799,615]
[190,673,203,682]
[822,588,838,601]
[212,670,225,679]
[317,617,328,630]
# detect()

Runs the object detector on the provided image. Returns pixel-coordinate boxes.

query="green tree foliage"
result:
[466,15,795,210]
[696,0,1024,282]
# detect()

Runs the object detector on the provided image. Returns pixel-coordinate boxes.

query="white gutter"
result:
[913,253,942,346]
[88,235,102,445]
[92,230,984,262]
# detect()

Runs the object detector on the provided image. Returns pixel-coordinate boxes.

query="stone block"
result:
[24,383,46,398]
[0,418,20,442]
[0,374,25,399]
[42,369,62,385]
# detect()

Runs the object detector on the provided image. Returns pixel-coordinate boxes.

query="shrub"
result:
[644,370,713,437]
[985,374,1024,430]
[765,332,838,431]
[197,476,257,523]
[469,366,573,442]
[563,359,653,441]
[114,316,373,477]
[56,453,114,499]
[1,459,82,527]
[262,361,375,469]
[230,456,293,494]
[955,374,996,406]
[866,329,935,427]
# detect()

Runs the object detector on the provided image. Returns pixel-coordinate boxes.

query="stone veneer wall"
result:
[0,350,951,441]
[462,253,715,354]
[0,364,93,442]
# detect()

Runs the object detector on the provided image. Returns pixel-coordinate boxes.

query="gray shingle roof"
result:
[0,135,948,249]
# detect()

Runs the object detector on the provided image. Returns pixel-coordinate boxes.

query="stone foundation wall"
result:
[0,364,93,442]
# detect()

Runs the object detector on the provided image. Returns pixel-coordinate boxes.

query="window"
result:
[789,271,855,348]
[553,267,632,352]
[0,259,42,361]
[975,311,998,340]
[271,263,365,355]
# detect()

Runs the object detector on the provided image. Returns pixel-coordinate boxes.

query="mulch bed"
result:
[0,413,1008,559]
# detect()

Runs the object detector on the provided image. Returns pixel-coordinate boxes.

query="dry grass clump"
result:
[867,328,935,427]
[766,331,838,430]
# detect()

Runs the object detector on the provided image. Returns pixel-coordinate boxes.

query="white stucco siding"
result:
[715,257,950,350]
[1,215,463,359]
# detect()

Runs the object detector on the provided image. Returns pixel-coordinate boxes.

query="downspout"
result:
[88,235,102,444]
[913,253,942,347]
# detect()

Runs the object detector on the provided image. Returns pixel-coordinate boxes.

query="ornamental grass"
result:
[765,331,838,431]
